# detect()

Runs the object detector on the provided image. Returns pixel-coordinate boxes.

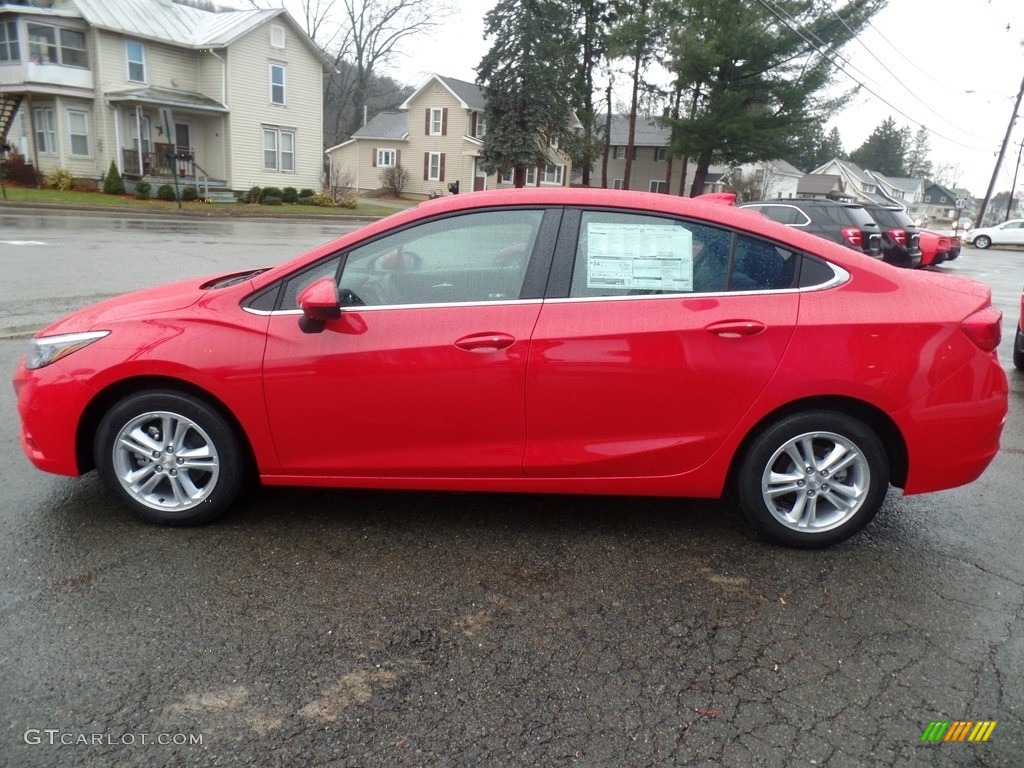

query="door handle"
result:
[454,333,516,352]
[705,320,766,338]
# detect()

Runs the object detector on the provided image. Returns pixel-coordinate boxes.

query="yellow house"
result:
[326,73,573,200]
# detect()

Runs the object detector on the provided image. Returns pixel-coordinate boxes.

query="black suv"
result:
[739,199,883,260]
[860,203,922,268]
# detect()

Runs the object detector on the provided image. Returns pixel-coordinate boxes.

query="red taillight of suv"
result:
[841,226,863,248]
[938,236,950,252]
[889,228,907,246]
[961,306,1003,352]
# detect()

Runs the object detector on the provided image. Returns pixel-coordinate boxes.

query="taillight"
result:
[961,306,1002,352]
[841,226,862,247]
[889,228,906,246]
[938,236,950,251]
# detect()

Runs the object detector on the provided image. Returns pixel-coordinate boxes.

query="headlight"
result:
[25,331,110,370]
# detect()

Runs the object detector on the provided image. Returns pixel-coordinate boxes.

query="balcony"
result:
[0,61,94,90]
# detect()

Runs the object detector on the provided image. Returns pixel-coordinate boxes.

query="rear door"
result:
[524,209,800,479]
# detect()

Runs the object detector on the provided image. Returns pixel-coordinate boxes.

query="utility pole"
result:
[975,71,1024,228]
[1006,139,1024,221]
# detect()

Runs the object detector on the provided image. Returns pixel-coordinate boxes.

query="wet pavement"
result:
[0,212,1021,766]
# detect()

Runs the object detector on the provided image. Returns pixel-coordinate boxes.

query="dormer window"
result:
[270,24,285,49]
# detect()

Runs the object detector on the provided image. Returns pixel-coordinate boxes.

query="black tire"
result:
[94,390,243,525]
[973,235,992,249]
[736,411,889,548]
[1014,327,1024,371]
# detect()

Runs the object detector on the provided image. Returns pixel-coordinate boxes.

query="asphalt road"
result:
[1,211,1022,767]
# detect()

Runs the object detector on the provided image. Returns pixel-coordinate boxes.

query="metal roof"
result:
[106,85,228,112]
[352,110,409,141]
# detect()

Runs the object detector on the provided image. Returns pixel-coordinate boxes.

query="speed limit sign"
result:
[955,198,966,210]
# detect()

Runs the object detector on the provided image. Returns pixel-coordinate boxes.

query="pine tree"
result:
[904,126,933,178]
[476,0,578,187]
[103,160,126,195]
[849,117,908,176]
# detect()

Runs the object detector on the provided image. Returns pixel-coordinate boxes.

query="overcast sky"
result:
[281,0,1024,195]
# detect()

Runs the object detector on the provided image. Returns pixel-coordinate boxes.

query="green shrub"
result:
[44,168,75,191]
[299,188,315,199]
[259,186,282,203]
[134,181,152,199]
[282,186,298,203]
[102,161,126,195]
[240,185,260,204]
[309,192,337,207]
[181,185,199,201]
[261,195,283,205]
[156,184,176,201]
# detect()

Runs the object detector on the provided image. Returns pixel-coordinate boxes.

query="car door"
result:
[524,209,800,479]
[1001,221,1024,245]
[260,208,558,477]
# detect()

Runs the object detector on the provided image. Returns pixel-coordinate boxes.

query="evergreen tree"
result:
[820,126,846,163]
[607,0,657,190]
[661,0,883,196]
[103,160,125,195]
[569,0,615,186]
[904,126,933,178]
[849,117,908,176]
[477,0,578,186]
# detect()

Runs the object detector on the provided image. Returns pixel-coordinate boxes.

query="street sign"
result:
[955,197,967,210]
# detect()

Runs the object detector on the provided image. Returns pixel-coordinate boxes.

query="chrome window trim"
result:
[244,298,545,317]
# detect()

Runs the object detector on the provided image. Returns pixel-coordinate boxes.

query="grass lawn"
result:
[0,185,411,219]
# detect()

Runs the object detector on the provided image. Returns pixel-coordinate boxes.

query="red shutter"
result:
[423,153,429,181]
[425,109,430,135]
[371,148,377,167]
[439,153,445,182]
[441,108,448,136]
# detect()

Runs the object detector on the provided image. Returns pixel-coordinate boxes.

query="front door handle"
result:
[454,333,516,352]
[705,320,766,338]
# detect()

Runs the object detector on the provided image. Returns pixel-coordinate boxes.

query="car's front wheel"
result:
[95,390,243,525]
[736,412,889,548]
[973,235,992,249]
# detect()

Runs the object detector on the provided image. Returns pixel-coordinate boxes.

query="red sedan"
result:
[12,189,1008,547]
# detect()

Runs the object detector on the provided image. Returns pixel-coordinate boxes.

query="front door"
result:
[474,159,486,192]
[174,122,192,176]
[261,208,552,478]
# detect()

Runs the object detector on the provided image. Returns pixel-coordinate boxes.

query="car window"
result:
[336,209,544,306]
[280,256,343,309]
[748,204,806,226]
[568,212,795,297]
[843,206,877,228]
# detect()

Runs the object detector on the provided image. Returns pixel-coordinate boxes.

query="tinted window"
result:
[733,235,799,290]
[798,257,836,288]
[842,205,878,228]
[749,204,806,226]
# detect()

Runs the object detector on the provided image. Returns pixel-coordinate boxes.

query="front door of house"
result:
[174,122,192,176]
[474,159,486,192]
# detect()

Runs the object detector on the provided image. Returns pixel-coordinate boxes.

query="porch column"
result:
[135,105,144,175]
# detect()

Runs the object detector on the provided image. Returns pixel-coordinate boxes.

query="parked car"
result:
[13,188,1008,548]
[965,218,1024,249]
[919,230,953,267]
[739,199,883,260]
[1016,286,1024,371]
[946,234,962,261]
[860,203,922,267]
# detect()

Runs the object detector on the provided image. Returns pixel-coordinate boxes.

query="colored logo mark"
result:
[921,721,997,743]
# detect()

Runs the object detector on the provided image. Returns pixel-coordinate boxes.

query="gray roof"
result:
[106,85,227,112]
[882,176,923,194]
[55,0,323,59]
[605,115,671,147]
[438,76,486,110]
[352,111,408,141]
[767,158,803,177]
[797,173,843,195]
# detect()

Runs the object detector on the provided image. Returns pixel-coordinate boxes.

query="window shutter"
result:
[439,153,445,181]
[395,149,401,167]
[441,108,448,136]
[425,109,430,135]
[423,153,429,181]
[372,148,377,167]
[471,112,477,137]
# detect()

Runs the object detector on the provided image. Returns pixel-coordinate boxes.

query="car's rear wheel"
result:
[973,235,992,249]
[95,390,243,525]
[736,412,889,548]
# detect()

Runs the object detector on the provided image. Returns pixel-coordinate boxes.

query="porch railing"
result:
[121,146,195,178]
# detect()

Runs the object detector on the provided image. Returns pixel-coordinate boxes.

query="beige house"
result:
[0,0,327,197]
[326,74,573,200]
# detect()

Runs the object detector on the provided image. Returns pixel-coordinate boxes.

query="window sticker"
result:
[585,223,693,290]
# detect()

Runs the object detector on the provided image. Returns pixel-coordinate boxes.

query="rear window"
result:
[869,208,915,229]
[841,205,878,228]
[744,204,808,226]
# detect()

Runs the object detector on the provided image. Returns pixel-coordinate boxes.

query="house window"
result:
[67,110,90,156]
[475,114,486,139]
[612,179,624,190]
[550,135,559,150]
[649,180,667,193]
[0,20,19,62]
[270,24,285,49]
[540,163,563,185]
[270,63,286,105]
[263,127,296,172]
[924,195,931,203]
[129,114,151,152]
[126,40,146,82]
[427,151,442,181]
[613,146,626,160]
[34,107,56,154]
[654,147,667,161]
[500,169,513,184]
[59,29,87,67]
[429,107,443,136]
[526,167,537,185]
[376,148,396,168]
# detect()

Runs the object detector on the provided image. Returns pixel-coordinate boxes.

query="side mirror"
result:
[297,278,340,333]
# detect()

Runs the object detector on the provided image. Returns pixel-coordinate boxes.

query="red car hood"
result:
[37,275,216,336]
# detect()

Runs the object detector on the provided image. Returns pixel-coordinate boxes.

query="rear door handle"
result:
[705,320,766,338]
[454,333,516,352]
